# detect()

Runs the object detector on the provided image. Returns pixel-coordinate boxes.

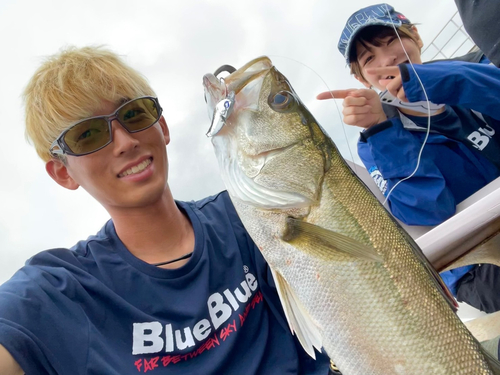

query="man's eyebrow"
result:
[119,97,130,106]
[356,38,376,63]
[357,47,369,62]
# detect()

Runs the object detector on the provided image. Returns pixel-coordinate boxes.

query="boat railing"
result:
[421,10,476,62]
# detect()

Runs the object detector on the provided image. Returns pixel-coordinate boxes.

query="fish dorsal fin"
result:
[284,217,383,262]
[424,258,459,311]
[271,268,323,359]
[398,228,459,311]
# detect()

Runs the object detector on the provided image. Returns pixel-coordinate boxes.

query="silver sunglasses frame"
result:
[49,96,163,157]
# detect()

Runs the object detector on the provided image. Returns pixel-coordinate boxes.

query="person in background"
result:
[453,0,500,315]
[455,0,500,67]
[317,3,500,315]
[0,46,330,375]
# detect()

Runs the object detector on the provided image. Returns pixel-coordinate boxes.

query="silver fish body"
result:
[203,56,500,375]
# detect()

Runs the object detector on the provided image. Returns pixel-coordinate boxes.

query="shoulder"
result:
[189,190,234,212]
[0,220,117,296]
[0,221,123,326]
[426,50,485,65]
[0,248,89,326]
[26,220,114,268]
[181,191,259,260]
[181,191,243,230]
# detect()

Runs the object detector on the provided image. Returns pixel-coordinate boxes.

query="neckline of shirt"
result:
[105,200,204,279]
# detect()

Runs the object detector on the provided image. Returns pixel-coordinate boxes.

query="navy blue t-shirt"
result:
[0,191,329,375]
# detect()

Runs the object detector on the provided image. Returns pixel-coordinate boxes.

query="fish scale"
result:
[204,56,500,374]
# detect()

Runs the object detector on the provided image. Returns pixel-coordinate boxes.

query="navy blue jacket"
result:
[358,59,500,226]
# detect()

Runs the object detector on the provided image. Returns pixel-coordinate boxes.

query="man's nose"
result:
[381,52,398,67]
[111,119,140,155]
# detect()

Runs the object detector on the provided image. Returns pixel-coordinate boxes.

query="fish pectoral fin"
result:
[285,217,383,262]
[271,268,322,359]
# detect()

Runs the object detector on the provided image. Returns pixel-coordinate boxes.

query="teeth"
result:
[119,158,152,177]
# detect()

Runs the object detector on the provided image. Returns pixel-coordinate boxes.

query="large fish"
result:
[203,56,500,375]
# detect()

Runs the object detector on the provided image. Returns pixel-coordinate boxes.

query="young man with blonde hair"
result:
[0,46,330,374]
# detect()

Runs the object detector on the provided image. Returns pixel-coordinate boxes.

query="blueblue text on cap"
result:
[338,3,411,64]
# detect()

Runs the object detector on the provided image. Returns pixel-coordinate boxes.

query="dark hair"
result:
[349,24,419,81]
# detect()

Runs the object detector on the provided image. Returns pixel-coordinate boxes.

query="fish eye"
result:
[274,94,288,105]
[269,91,295,111]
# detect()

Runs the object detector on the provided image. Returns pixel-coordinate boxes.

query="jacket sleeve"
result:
[358,118,456,226]
[399,60,500,121]
[439,265,475,297]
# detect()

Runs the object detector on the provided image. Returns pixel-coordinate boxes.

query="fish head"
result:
[203,56,327,210]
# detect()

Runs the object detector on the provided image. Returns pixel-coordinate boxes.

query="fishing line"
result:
[268,54,360,174]
[381,3,433,206]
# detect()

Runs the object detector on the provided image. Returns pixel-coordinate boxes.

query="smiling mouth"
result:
[118,158,152,178]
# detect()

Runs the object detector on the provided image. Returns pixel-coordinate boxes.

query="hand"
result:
[366,66,408,102]
[316,89,387,129]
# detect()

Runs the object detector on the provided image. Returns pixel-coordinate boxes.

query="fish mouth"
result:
[203,56,273,100]
[203,56,274,137]
[224,56,273,94]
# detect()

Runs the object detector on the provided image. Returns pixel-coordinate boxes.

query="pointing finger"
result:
[365,66,400,77]
[316,89,357,100]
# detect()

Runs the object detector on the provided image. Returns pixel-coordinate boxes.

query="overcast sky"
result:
[0,0,463,284]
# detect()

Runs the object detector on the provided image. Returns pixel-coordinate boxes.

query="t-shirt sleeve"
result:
[0,263,89,374]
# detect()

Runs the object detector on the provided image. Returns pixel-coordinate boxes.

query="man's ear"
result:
[159,116,170,146]
[45,159,80,190]
[354,75,372,89]
[411,25,424,49]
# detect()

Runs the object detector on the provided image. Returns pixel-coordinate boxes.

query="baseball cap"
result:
[338,3,411,64]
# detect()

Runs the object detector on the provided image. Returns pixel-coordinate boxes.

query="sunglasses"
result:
[50,96,163,157]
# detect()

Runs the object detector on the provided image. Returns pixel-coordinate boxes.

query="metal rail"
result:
[422,11,475,61]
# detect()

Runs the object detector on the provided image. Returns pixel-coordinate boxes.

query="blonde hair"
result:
[23,46,156,162]
[349,24,420,81]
